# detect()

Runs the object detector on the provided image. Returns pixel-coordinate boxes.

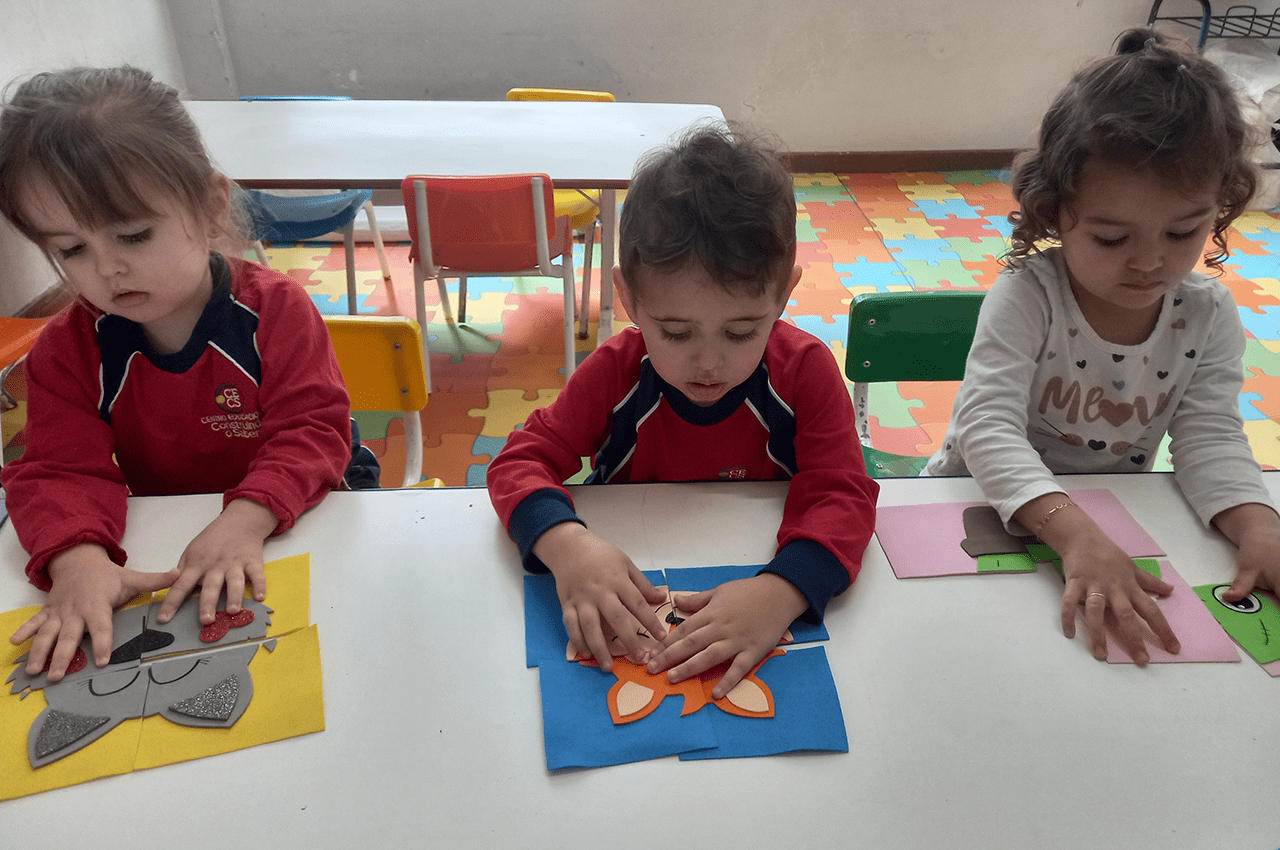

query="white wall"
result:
[0,0,185,314]
[170,0,1154,152]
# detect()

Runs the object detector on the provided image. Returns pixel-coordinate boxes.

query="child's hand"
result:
[10,543,178,681]
[533,522,669,671]
[157,498,278,626]
[647,573,808,700]
[1214,503,1280,603]
[1058,531,1178,665]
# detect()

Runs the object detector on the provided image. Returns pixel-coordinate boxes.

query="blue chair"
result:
[239,96,392,315]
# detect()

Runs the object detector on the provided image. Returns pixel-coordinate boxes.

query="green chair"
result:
[844,290,986,478]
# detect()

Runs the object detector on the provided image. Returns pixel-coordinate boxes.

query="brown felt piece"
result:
[959,505,1035,558]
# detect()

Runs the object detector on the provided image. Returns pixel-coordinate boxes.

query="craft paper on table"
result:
[1194,582,1280,674]
[1077,560,1239,664]
[526,566,845,769]
[875,488,1164,578]
[0,553,322,801]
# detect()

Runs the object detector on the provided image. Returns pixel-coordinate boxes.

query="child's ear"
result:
[775,265,802,311]
[613,266,637,318]
[203,173,232,237]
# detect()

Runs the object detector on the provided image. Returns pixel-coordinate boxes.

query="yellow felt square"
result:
[133,624,324,770]
[0,554,319,798]
[0,695,142,802]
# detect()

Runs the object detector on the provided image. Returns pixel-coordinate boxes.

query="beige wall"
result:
[169,0,1153,152]
[2,0,1161,312]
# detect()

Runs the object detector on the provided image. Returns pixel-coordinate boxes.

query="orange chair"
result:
[0,315,52,466]
[401,174,577,393]
[506,87,616,339]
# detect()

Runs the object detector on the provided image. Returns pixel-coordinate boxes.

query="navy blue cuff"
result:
[758,539,850,623]
[508,489,585,573]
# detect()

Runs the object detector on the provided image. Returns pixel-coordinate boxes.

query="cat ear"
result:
[28,706,129,768]
[151,644,258,728]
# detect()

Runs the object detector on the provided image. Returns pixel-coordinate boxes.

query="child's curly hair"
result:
[1008,27,1257,270]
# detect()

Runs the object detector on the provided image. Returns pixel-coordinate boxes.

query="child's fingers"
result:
[11,610,48,646]
[197,574,227,625]
[156,569,201,623]
[710,653,758,701]
[1221,568,1260,602]
[564,606,613,672]
[1133,591,1180,655]
[1060,583,1081,639]
[224,569,247,613]
[1082,591,1110,660]
[1134,568,1174,598]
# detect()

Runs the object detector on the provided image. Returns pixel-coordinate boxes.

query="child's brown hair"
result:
[1009,27,1256,270]
[619,123,796,299]
[0,65,245,257]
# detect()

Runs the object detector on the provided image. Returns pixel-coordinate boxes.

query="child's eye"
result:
[56,244,85,260]
[119,228,152,245]
[1092,235,1126,248]
[1167,229,1200,241]
[659,328,691,343]
[726,329,759,342]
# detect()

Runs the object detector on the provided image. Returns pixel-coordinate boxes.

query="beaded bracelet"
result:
[1034,501,1076,537]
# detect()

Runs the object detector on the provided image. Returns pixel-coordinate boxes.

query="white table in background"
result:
[187,99,727,347]
[2,472,1278,849]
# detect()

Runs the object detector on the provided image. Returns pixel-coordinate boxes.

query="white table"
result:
[3,473,1279,848]
[187,99,726,347]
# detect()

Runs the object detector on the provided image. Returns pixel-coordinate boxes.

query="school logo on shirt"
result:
[215,383,243,412]
[719,467,748,480]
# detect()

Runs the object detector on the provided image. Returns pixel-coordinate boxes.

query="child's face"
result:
[19,173,228,353]
[1058,158,1218,337]
[614,263,800,406]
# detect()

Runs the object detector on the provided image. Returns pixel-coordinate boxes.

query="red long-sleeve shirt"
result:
[487,322,879,619]
[2,255,353,590]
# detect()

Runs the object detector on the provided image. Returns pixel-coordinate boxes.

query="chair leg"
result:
[562,256,576,379]
[343,221,358,315]
[578,221,595,340]
[401,411,424,488]
[362,201,393,282]
[458,276,468,324]
[413,261,433,394]
[253,241,270,267]
[435,276,455,324]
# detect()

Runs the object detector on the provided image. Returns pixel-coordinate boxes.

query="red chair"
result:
[400,174,577,392]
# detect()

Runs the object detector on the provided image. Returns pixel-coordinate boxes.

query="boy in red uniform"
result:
[488,126,879,697]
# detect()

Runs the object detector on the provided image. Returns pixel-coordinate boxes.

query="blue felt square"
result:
[538,659,717,770]
[679,645,847,760]
[523,570,666,668]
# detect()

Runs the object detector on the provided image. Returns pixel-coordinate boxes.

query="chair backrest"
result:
[400,174,559,274]
[506,87,615,102]
[845,290,985,384]
[324,315,427,414]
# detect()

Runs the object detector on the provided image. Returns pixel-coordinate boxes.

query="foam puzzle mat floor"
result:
[5,171,1280,487]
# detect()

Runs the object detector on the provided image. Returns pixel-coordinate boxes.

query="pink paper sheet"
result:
[875,489,1165,579]
[1098,561,1240,664]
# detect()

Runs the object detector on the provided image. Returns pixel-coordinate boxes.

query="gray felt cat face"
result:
[6,597,272,768]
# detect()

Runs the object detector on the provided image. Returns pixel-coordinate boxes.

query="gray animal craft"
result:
[6,596,273,768]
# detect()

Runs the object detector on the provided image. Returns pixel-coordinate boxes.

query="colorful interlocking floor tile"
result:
[5,173,1280,485]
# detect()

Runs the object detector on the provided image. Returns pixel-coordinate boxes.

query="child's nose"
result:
[95,247,128,278]
[1128,240,1162,272]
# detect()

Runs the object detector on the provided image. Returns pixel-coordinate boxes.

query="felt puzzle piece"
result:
[875,489,1163,579]
[1,554,318,798]
[958,505,1038,573]
[1194,584,1280,668]
[1085,561,1240,665]
[581,648,784,725]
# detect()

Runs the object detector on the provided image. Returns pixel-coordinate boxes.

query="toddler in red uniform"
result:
[487,125,879,698]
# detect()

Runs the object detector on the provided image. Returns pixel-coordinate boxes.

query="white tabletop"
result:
[187,99,726,190]
[3,473,1279,848]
